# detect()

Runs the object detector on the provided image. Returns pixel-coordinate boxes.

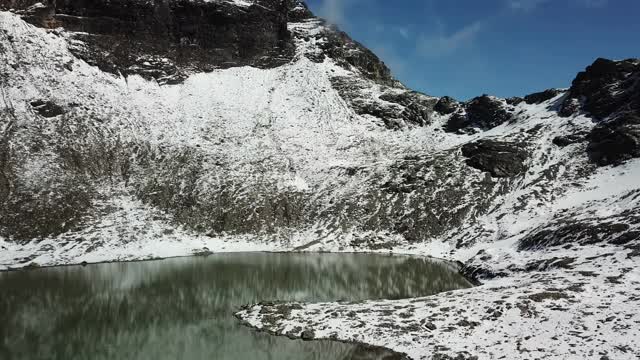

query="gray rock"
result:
[6,0,297,82]
[300,329,315,341]
[505,97,524,106]
[434,96,460,115]
[379,91,437,126]
[461,140,528,178]
[30,100,65,118]
[318,27,395,86]
[561,58,640,119]
[524,88,563,105]
[587,113,640,166]
[552,132,588,147]
[422,321,437,331]
[518,214,639,250]
[446,95,514,133]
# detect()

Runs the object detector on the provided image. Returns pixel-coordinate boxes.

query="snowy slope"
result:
[1,2,639,359]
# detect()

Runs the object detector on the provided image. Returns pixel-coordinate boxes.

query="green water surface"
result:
[0,253,471,360]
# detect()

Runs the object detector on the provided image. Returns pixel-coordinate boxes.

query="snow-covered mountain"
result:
[1,1,639,359]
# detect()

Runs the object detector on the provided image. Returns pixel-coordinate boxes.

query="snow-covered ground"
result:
[239,246,640,360]
[1,9,639,360]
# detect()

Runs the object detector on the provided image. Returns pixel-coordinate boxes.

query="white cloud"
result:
[397,27,410,40]
[416,21,484,58]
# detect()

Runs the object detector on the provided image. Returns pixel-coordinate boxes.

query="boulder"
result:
[461,140,528,178]
[300,329,315,341]
[30,100,65,118]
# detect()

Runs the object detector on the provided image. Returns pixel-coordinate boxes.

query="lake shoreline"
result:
[1,251,470,360]
[2,235,638,358]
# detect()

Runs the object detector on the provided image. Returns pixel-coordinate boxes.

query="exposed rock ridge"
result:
[556,58,640,166]
[1,0,399,87]
[2,0,300,83]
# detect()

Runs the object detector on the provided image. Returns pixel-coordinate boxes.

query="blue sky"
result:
[305,0,640,100]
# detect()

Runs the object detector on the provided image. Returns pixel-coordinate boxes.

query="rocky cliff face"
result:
[561,58,640,119]
[2,0,301,83]
[0,0,639,275]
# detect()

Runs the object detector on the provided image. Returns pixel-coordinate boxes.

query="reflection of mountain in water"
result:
[0,253,469,360]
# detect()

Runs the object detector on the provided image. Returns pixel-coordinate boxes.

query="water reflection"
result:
[0,253,471,360]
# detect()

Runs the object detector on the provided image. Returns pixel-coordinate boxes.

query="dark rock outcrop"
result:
[316,28,395,85]
[446,96,514,134]
[300,329,315,341]
[520,222,629,250]
[434,96,460,115]
[519,209,640,251]
[30,100,65,118]
[3,0,298,82]
[556,58,640,164]
[285,0,313,22]
[330,77,433,129]
[460,263,506,282]
[446,112,471,134]
[379,91,438,126]
[524,89,563,105]
[358,103,403,129]
[461,140,528,178]
[505,97,524,106]
[587,113,640,166]
[552,132,588,147]
[561,58,640,119]
[559,98,581,117]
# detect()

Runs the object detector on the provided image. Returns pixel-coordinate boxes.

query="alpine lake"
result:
[0,253,472,360]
